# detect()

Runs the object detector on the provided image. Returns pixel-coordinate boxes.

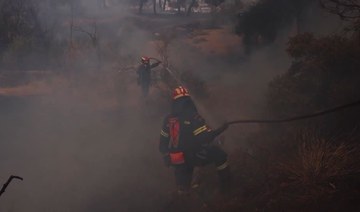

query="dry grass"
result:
[274,131,360,209]
[280,133,360,187]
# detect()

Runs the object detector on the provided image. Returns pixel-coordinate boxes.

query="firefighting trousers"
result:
[173,145,228,187]
[138,74,150,97]
[140,82,150,97]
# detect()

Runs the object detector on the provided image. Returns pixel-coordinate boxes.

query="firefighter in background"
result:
[159,86,231,193]
[137,56,161,97]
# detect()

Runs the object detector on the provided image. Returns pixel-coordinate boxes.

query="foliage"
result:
[320,0,360,20]
[320,0,360,32]
[0,0,86,70]
[0,0,59,69]
[236,0,315,53]
[267,33,360,120]
[205,0,225,7]
[271,131,360,210]
[280,133,360,187]
[257,32,360,209]
[240,31,360,210]
[0,0,40,52]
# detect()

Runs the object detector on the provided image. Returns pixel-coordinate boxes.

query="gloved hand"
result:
[163,154,171,167]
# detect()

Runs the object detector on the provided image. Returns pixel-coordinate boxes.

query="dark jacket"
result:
[159,97,226,161]
[137,62,161,84]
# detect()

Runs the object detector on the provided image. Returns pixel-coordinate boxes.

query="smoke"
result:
[161,1,345,154]
[0,1,348,211]
[0,95,172,211]
[0,1,173,212]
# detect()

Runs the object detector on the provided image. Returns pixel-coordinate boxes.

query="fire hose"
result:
[228,99,360,125]
[154,58,360,125]
[0,175,23,198]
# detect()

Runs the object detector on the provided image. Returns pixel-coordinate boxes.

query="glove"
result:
[163,154,171,167]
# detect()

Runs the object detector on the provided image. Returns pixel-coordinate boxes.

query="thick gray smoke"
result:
[0,1,345,211]
[0,1,172,211]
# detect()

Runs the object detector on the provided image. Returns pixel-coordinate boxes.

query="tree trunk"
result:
[177,0,181,14]
[153,0,157,14]
[163,0,167,11]
[187,0,196,16]
[139,0,144,14]
[70,2,74,48]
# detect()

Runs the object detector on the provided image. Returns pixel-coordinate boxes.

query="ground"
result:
[0,10,281,212]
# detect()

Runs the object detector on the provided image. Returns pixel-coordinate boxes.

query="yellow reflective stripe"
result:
[217,162,228,170]
[193,125,207,136]
[173,93,189,100]
[160,129,169,137]
[194,125,207,135]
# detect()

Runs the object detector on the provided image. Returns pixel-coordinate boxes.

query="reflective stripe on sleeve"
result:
[216,162,228,170]
[193,125,208,136]
[160,129,169,137]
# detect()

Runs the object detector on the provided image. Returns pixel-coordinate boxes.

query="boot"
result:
[217,166,232,193]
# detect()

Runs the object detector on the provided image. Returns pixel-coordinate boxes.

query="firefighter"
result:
[137,56,161,97]
[159,86,231,193]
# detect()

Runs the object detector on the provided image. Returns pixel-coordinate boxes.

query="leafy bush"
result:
[236,0,314,53]
[267,33,360,132]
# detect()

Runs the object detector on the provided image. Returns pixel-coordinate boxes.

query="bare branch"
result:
[73,21,98,46]
[320,0,360,20]
[0,175,23,198]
